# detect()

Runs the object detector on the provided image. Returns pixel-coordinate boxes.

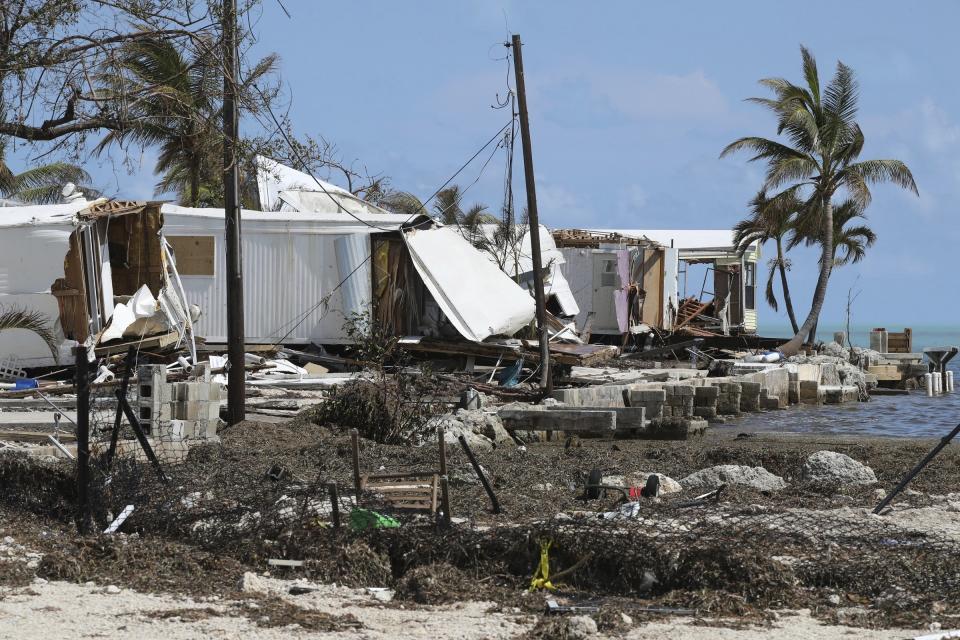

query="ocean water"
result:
[720,324,960,438]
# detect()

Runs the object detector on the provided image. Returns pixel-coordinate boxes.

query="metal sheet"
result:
[334,234,372,321]
[403,226,535,343]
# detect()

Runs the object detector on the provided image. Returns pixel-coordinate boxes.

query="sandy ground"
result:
[0,578,937,640]
[0,577,534,640]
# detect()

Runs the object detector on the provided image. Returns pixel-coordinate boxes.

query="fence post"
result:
[74,346,91,534]
[328,482,341,529]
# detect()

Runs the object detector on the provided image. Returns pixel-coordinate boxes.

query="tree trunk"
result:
[808,318,819,345]
[776,237,800,335]
[779,197,834,356]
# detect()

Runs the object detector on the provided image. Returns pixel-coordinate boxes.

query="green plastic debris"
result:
[349,509,401,530]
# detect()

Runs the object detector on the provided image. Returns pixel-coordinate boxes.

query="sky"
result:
[10,0,960,331]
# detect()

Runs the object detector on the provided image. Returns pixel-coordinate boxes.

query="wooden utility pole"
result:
[511,33,551,393]
[223,0,245,424]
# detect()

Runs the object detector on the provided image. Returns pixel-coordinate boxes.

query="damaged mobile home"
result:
[553,228,760,342]
[0,179,538,369]
[0,197,198,368]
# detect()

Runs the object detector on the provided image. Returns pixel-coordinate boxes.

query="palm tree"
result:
[786,198,877,342]
[432,185,498,252]
[733,190,801,334]
[0,141,93,204]
[0,307,58,359]
[721,46,917,354]
[788,198,877,266]
[95,36,276,207]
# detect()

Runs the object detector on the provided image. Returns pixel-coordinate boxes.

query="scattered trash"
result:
[267,559,304,568]
[545,599,600,615]
[349,509,400,531]
[103,505,134,534]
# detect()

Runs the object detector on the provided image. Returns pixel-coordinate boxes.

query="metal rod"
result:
[874,422,960,514]
[457,434,501,514]
[34,391,77,427]
[328,482,341,529]
[118,396,167,483]
[223,0,246,425]
[511,33,551,394]
[47,435,75,460]
[105,346,136,471]
[74,347,91,534]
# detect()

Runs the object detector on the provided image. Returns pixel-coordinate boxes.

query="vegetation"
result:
[0,141,93,204]
[722,46,917,353]
[0,307,58,358]
[734,190,802,335]
[95,36,277,207]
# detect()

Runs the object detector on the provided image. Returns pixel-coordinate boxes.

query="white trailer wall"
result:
[161,206,385,345]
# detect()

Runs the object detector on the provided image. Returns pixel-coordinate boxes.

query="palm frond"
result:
[841,159,918,195]
[800,45,821,105]
[0,307,59,358]
[764,258,780,312]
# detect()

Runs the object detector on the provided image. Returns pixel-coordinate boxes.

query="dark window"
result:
[744,262,756,310]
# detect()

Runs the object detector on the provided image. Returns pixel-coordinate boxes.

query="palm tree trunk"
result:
[776,238,800,335]
[808,318,819,345]
[779,197,834,356]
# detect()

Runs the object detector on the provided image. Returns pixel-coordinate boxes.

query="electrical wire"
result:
[256,118,519,347]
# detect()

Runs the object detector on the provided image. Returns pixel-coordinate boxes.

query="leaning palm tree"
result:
[733,190,801,334]
[721,46,917,354]
[95,35,276,207]
[786,198,877,341]
[0,141,93,204]
[0,307,58,359]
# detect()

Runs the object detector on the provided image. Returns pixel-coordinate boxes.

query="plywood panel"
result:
[167,236,215,276]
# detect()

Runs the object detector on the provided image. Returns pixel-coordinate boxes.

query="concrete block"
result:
[630,389,666,403]
[799,380,820,404]
[739,381,762,412]
[788,381,800,405]
[694,386,720,400]
[693,406,717,420]
[642,417,708,440]
[761,395,781,410]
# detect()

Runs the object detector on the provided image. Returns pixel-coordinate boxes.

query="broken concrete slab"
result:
[546,406,646,430]
[499,409,616,434]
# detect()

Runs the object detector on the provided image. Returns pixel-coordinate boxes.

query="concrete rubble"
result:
[680,465,788,492]
[801,451,878,485]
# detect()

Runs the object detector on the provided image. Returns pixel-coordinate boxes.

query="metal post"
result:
[874,422,960,513]
[74,347,91,534]
[223,0,245,425]
[511,33,551,393]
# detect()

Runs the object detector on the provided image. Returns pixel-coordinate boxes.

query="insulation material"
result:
[99,285,164,343]
[662,247,680,331]
[614,250,630,334]
[403,226,535,343]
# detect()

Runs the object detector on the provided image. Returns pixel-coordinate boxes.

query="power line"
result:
[257,119,518,346]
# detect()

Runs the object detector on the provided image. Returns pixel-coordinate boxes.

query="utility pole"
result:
[223,0,245,424]
[511,33,551,393]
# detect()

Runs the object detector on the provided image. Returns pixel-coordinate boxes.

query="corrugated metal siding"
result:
[165,213,372,345]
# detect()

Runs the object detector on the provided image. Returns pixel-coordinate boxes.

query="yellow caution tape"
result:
[529,539,556,591]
